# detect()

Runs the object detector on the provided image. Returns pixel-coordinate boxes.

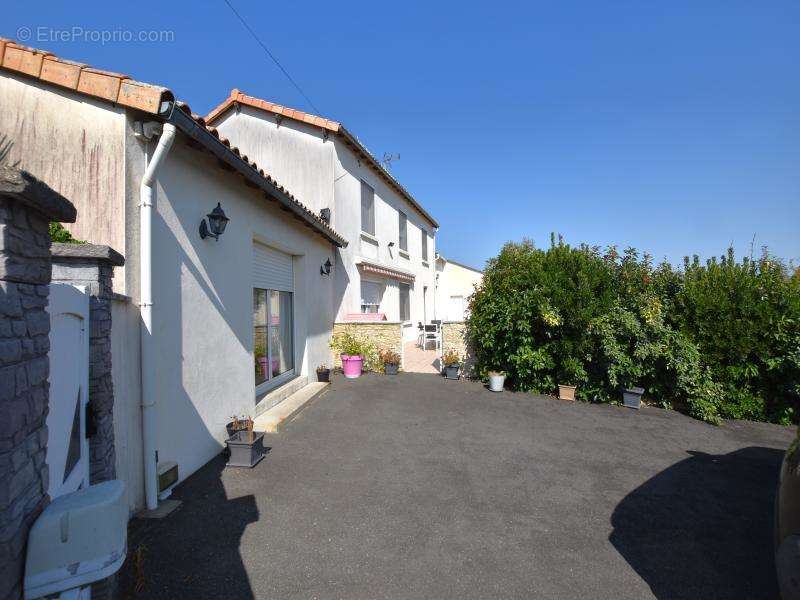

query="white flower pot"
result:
[488,373,505,392]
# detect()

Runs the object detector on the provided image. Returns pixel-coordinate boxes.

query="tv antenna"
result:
[381,152,400,170]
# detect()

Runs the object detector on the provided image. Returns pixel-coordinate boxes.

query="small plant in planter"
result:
[316,364,331,383]
[254,340,268,379]
[442,350,462,380]
[225,415,266,468]
[623,387,645,409]
[379,349,401,375]
[330,331,375,379]
[487,370,506,392]
[557,357,586,401]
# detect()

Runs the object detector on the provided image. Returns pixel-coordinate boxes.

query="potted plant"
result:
[254,340,268,379]
[558,383,577,401]
[557,357,586,402]
[380,349,401,375]
[225,416,266,468]
[442,350,461,380]
[226,414,251,438]
[623,387,645,409]
[487,370,506,392]
[330,331,374,379]
[316,364,331,383]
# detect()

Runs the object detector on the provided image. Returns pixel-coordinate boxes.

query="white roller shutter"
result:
[253,242,293,292]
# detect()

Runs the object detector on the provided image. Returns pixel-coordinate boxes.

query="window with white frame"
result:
[361,180,375,236]
[253,289,294,387]
[421,229,428,262]
[398,211,407,252]
[360,280,384,313]
[399,283,411,321]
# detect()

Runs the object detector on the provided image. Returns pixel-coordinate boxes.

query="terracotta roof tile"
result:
[40,57,84,89]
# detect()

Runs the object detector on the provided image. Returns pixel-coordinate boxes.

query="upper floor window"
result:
[421,229,428,262]
[398,211,408,252]
[361,181,375,236]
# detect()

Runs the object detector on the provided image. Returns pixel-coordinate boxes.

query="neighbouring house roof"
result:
[206,89,440,229]
[357,259,415,283]
[435,254,483,274]
[0,38,347,248]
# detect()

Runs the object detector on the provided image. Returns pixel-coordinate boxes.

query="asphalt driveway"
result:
[119,373,796,599]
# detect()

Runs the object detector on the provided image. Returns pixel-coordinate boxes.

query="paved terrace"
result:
[119,373,795,599]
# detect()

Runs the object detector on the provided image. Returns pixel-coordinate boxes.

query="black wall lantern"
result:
[199,203,230,241]
[320,258,332,276]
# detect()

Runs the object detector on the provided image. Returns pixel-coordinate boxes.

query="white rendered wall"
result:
[148,141,336,483]
[111,296,144,513]
[332,137,436,340]
[0,72,128,291]
[435,259,483,322]
[214,106,334,220]
[213,109,438,341]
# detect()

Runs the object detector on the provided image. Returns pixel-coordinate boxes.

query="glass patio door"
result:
[254,288,294,391]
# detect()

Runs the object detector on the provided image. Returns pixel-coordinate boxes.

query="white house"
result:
[205,91,440,342]
[0,39,348,511]
[435,255,483,322]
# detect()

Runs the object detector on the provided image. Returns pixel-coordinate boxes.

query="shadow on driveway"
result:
[610,446,784,599]
[118,455,259,599]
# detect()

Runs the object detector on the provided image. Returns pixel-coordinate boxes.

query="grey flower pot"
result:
[316,369,330,383]
[226,430,266,468]
[623,387,645,410]
[384,363,399,375]
[444,365,460,380]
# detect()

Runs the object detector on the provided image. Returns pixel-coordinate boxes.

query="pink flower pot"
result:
[341,354,363,379]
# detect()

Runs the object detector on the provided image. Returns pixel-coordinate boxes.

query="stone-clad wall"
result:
[51,244,124,485]
[441,321,478,378]
[0,167,75,600]
[332,322,403,370]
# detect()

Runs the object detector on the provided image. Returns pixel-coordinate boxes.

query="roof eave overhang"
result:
[168,108,347,248]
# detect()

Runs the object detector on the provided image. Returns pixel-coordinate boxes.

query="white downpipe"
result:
[140,123,176,510]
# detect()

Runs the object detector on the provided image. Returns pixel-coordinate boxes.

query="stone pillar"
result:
[0,167,75,600]
[51,244,124,485]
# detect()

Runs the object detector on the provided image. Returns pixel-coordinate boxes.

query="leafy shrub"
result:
[673,249,800,423]
[49,222,85,244]
[330,330,378,371]
[467,236,800,425]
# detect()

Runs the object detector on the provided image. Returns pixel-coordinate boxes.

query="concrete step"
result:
[254,381,329,433]
[255,375,308,417]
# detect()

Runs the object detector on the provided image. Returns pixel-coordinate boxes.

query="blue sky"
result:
[5,1,799,270]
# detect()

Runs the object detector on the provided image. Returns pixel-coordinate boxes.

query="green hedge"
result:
[467,236,799,425]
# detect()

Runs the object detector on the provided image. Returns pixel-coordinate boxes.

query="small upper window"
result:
[361,181,375,236]
[398,211,407,252]
[421,229,428,262]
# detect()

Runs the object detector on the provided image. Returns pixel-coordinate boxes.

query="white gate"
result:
[46,283,90,499]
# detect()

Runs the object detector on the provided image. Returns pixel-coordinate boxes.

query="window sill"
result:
[360,231,378,244]
[399,250,410,260]
[422,260,429,268]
